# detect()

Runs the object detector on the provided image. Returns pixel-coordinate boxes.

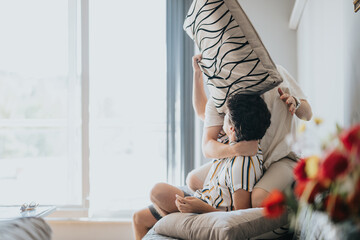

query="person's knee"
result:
[186,172,201,192]
[251,188,270,208]
[150,182,169,205]
[132,210,142,226]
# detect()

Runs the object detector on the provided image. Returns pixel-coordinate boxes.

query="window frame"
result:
[43,0,88,217]
[47,0,195,218]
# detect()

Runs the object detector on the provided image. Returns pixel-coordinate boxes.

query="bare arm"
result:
[175,195,220,213]
[192,55,207,121]
[202,126,258,159]
[175,190,251,213]
[295,99,312,121]
[278,88,313,121]
[232,189,251,210]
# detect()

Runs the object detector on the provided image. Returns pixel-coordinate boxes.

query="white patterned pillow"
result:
[184,0,283,113]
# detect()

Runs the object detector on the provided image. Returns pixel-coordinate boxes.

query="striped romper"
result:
[193,137,263,211]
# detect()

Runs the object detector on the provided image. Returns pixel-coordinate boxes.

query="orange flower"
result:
[294,181,307,198]
[294,156,320,182]
[262,190,286,218]
[340,124,360,152]
[318,150,349,181]
[325,195,349,222]
[305,156,320,179]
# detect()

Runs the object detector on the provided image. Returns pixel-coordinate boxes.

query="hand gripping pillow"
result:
[184,0,283,113]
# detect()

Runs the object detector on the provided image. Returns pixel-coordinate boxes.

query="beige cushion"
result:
[183,0,282,113]
[154,208,288,240]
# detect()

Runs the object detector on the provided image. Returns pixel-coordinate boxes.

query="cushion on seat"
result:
[183,0,282,113]
[0,217,52,240]
[154,208,288,240]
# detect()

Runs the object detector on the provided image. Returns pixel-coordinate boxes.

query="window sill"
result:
[46,217,132,223]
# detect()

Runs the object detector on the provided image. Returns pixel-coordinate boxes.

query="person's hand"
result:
[192,54,202,73]
[175,195,209,213]
[278,88,297,115]
[230,140,258,156]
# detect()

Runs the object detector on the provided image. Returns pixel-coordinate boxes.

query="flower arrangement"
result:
[262,123,360,223]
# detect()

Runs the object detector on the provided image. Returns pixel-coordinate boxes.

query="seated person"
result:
[176,94,271,213]
[187,55,313,208]
[132,94,271,240]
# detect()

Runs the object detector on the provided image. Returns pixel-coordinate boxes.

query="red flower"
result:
[294,156,320,183]
[294,158,307,182]
[294,181,307,198]
[305,181,325,204]
[294,180,325,203]
[340,124,360,152]
[318,150,349,180]
[262,190,286,218]
[325,195,349,222]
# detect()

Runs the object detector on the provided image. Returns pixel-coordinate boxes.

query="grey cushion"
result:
[184,0,282,113]
[143,228,180,240]
[0,217,52,240]
[154,208,288,240]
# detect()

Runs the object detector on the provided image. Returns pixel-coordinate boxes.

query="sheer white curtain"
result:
[89,0,167,217]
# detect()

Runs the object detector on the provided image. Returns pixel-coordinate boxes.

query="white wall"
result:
[343,3,360,126]
[297,0,345,133]
[297,0,360,132]
[239,0,297,77]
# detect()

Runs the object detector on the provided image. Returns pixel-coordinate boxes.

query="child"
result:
[175,94,271,213]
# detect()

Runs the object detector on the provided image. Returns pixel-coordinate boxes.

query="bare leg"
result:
[132,208,158,240]
[233,188,252,209]
[251,158,296,208]
[132,183,185,239]
[186,162,212,192]
[251,188,270,208]
[150,182,185,213]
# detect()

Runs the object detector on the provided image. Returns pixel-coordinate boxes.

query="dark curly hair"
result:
[226,94,271,142]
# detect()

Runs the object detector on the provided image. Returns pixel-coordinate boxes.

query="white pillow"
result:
[184,0,282,113]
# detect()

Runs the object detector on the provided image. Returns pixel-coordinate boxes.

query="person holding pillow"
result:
[132,54,312,239]
[187,54,313,208]
[133,92,271,240]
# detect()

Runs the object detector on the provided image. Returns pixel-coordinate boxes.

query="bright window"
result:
[0,0,82,205]
[89,0,167,215]
[0,0,167,215]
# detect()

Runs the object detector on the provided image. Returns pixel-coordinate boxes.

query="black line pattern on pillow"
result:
[184,0,279,111]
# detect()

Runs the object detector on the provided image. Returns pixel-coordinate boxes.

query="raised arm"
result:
[192,54,258,158]
[192,54,207,121]
[202,126,258,159]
